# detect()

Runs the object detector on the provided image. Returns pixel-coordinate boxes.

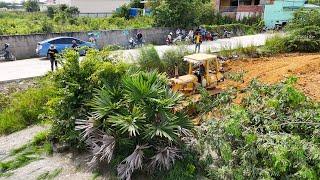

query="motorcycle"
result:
[0,45,16,61]
[212,32,219,40]
[173,34,183,44]
[223,31,232,38]
[128,37,137,49]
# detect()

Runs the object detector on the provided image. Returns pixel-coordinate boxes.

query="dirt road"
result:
[222,54,320,101]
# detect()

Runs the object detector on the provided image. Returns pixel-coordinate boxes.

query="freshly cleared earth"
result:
[220,53,320,101]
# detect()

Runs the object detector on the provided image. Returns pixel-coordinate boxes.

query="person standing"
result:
[47,44,58,71]
[174,63,179,78]
[136,31,143,47]
[72,40,78,49]
[194,32,202,53]
[188,29,194,43]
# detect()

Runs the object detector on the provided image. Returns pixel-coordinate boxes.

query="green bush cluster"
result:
[203,23,258,36]
[137,45,191,77]
[152,0,263,29]
[195,78,320,179]
[0,80,56,134]
[49,49,128,148]
[0,12,153,35]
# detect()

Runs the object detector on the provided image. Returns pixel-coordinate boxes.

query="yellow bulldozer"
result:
[169,53,224,95]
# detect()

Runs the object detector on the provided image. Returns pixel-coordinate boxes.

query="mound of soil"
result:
[220,54,320,101]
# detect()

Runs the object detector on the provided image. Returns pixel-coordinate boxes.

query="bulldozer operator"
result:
[193,63,205,83]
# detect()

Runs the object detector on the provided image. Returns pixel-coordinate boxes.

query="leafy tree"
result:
[23,0,40,12]
[287,9,320,30]
[47,4,79,21]
[46,6,55,18]
[112,4,131,19]
[130,0,144,8]
[153,0,198,28]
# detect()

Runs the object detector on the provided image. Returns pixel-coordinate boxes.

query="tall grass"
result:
[0,79,56,134]
[137,46,191,77]
[137,45,164,72]
[263,35,287,54]
[161,46,191,77]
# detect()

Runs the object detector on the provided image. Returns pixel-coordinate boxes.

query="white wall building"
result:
[47,0,131,14]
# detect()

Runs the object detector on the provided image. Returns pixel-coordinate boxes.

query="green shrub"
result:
[155,150,198,180]
[50,49,128,148]
[161,47,190,77]
[286,26,320,53]
[0,80,56,135]
[287,9,320,30]
[195,78,320,179]
[75,70,193,179]
[137,45,164,72]
[0,93,9,112]
[203,23,257,36]
[263,35,287,54]
[0,12,153,35]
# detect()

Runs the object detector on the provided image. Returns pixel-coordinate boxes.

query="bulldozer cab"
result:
[169,53,224,94]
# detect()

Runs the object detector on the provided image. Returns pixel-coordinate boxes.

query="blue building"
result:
[264,0,319,29]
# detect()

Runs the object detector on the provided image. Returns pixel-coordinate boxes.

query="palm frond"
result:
[117,145,150,180]
[144,112,180,142]
[89,87,123,119]
[122,71,168,104]
[108,106,146,137]
[75,117,96,140]
[85,130,116,169]
[149,147,182,171]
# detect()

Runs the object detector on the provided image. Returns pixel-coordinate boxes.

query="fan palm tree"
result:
[76,71,193,179]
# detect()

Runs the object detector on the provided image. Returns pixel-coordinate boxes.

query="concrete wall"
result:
[0,28,172,60]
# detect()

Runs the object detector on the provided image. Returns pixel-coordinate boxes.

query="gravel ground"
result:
[0,126,102,180]
[5,153,96,180]
[0,125,48,161]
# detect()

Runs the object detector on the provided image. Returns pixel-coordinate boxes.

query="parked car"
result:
[36,37,96,57]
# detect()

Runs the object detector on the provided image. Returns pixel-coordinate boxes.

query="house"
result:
[47,0,131,16]
[215,0,265,20]
[215,0,319,28]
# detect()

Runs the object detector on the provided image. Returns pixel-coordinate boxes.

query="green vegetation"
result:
[194,78,320,179]
[0,131,52,176]
[225,70,246,83]
[37,168,62,180]
[0,80,56,135]
[0,0,262,36]
[204,23,261,36]
[153,0,262,30]
[23,0,40,12]
[263,34,287,54]
[0,11,153,35]
[49,49,128,148]
[137,45,190,77]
